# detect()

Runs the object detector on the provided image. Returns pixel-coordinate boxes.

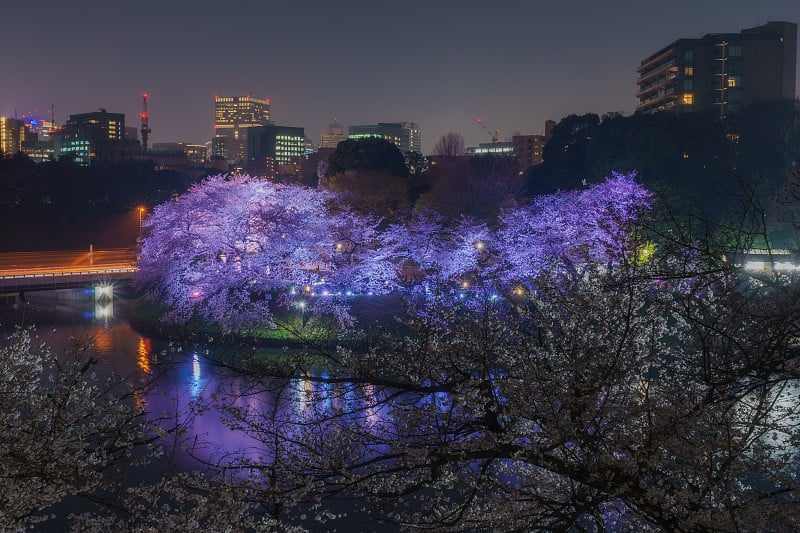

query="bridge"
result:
[0,248,138,293]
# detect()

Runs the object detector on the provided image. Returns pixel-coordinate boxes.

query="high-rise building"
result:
[320,121,347,149]
[21,117,56,141]
[15,117,56,163]
[0,116,24,156]
[348,122,421,153]
[213,95,271,166]
[637,21,797,115]
[246,125,305,178]
[54,110,125,165]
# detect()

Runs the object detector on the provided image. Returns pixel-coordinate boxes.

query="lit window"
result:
[682,92,694,105]
[684,66,694,76]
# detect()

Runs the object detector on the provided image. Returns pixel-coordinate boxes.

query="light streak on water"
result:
[137,336,151,374]
[190,352,202,397]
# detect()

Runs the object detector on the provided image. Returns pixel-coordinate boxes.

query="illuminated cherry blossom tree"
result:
[137,174,388,330]
[137,173,652,330]
[497,172,652,284]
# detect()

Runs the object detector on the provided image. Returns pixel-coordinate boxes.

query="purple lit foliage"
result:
[498,172,652,283]
[138,175,384,329]
[138,173,652,328]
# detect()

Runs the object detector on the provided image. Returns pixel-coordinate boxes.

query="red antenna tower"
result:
[141,93,151,152]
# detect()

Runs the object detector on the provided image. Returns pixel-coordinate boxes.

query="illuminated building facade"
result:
[185,144,207,163]
[467,141,515,157]
[56,110,125,165]
[18,117,57,163]
[23,143,56,163]
[637,21,796,115]
[213,95,271,166]
[22,117,56,140]
[246,125,305,178]
[320,121,347,149]
[348,122,421,153]
[0,116,24,156]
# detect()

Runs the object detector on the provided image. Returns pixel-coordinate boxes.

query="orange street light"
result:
[138,206,146,240]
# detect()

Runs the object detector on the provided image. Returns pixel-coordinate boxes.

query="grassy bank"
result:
[128,294,411,353]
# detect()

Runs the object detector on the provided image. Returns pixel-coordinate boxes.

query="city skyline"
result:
[2,0,799,153]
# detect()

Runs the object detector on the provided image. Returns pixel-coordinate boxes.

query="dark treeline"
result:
[0,155,204,250]
[527,100,800,223]
[4,101,800,250]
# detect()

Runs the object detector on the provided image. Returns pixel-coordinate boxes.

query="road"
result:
[0,248,137,276]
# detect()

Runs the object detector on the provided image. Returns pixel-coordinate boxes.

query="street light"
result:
[138,206,146,240]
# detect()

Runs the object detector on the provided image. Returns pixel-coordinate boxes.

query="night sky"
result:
[2,0,799,153]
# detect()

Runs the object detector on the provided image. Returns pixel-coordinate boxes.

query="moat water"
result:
[1,288,395,532]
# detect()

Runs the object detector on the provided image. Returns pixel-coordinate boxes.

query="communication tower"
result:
[141,93,151,151]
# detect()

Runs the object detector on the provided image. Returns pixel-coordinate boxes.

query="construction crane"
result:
[477,116,501,143]
[140,93,151,152]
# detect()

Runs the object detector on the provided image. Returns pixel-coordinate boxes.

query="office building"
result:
[246,125,305,178]
[348,122,421,153]
[463,120,555,172]
[152,142,208,164]
[637,21,797,115]
[0,116,24,156]
[467,141,515,157]
[21,117,56,141]
[152,142,184,154]
[11,116,56,162]
[55,110,125,165]
[320,120,347,149]
[512,120,556,170]
[185,144,207,164]
[213,95,271,166]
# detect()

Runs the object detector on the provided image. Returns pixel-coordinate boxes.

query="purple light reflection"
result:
[143,352,393,473]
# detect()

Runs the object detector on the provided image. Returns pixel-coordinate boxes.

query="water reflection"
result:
[93,282,114,322]
[0,289,396,531]
[1,289,395,471]
[92,327,113,355]
[137,337,151,374]
[190,352,203,397]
